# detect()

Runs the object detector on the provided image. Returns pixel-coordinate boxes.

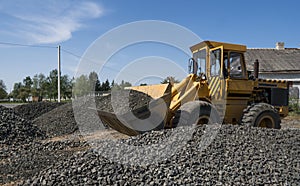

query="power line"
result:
[61,48,82,59]
[61,48,121,73]
[0,41,139,78]
[61,48,141,78]
[61,48,113,68]
[0,41,128,75]
[0,41,57,49]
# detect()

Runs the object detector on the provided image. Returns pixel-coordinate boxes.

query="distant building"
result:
[245,42,300,98]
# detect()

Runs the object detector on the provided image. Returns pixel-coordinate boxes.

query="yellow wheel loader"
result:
[97,41,289,136]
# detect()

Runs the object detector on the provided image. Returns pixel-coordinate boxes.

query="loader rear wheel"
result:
[241,103,281,129]
[172,101,221,127]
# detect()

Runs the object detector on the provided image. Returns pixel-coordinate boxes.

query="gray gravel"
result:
[33,103,78,137]
[23,125,300,185]
[33,90,153,137]
[1,93,299,185]
[13,102,65,121]
[95,89,153,114]
[0,138,88,184]
[0,105,45,145]
[0,103,24,108]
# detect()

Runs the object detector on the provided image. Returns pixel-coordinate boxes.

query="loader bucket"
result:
[96,84,172,136]
[127,84,171,99]
[96,110,141,136]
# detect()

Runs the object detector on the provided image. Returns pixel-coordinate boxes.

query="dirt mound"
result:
[33,103,78,137]
[33,90,153,137]
[13,102,65,121]
[95,89,153,113]
[0,105,46,145]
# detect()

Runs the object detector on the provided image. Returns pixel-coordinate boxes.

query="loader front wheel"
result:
[172,101,221,127]
[241,103,281,129]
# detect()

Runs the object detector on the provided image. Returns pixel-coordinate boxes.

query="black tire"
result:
[241,103,281,129]
[172,101,221,127]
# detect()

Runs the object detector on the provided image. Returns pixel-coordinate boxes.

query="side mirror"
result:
[188,58,198,74]
[188,58,193,73]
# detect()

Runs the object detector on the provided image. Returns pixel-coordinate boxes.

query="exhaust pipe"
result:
[254,59,259,79]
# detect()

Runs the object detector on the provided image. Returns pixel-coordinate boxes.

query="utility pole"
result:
[57,45,61,103]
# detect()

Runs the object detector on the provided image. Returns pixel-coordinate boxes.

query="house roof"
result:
[244,48,300,72]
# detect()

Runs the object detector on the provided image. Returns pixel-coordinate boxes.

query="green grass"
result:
[288,111,300,117]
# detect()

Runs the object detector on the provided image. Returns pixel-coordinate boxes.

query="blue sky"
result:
[0,0,299,92]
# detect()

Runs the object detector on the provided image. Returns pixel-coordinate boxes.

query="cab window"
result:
[210,49,221,77]
[193,49,206,74]
[229,52,243,78]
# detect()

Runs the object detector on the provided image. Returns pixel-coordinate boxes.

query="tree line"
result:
[0,70,132,102]
[0,71,178,102]
[9,70,71,102]
[0,80,7,99]
[72,72,132,97]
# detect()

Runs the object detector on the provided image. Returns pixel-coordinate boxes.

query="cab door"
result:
[208,46,227,120]
[208,46,226,101]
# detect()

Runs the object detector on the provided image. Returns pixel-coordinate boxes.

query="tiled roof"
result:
[244,48,300,72]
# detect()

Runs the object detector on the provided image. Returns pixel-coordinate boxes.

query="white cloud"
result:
[1,1,104,44]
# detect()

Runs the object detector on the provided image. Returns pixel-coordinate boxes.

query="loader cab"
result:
[190,41,248,80]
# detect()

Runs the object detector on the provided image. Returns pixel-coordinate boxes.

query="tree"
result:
[60,74,72,99]
[11,82,28,102]
[19,76,33,101]
[88,71,101,92]
[9,69,74,102]
[111,80,132,90]
[38,73,48,100]
[31,73,48,100]
[111,80,121,90]
[23,76,33,89]
[0,80,6,90]
[0,89,7,99]
[111,80,115,87]
[0,80,7,99]
[32,74,39,97]
[120,80,132,89]
[73,74,90,97]
[161,76,180,84]
[11,82,22,99]
[101,79,111,91]
[47,70,58,100]
[18,87,30,102]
